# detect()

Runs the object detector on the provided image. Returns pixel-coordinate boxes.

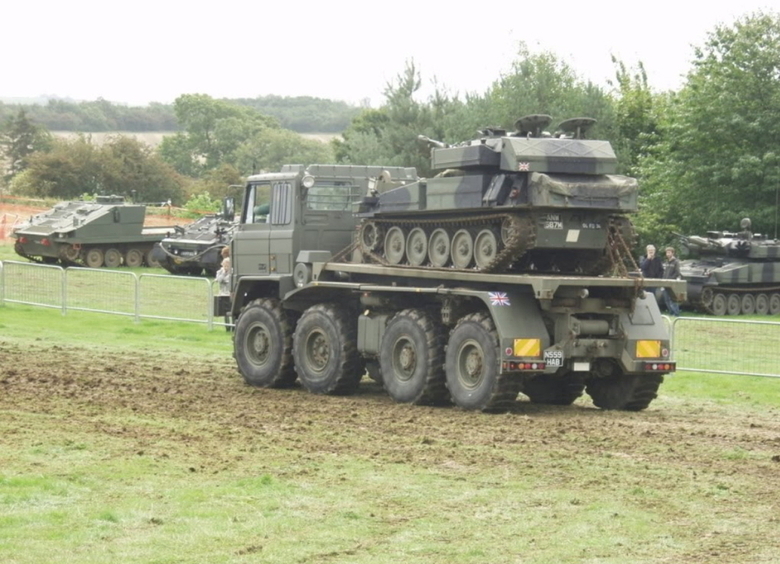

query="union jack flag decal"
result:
[489,292,511,306]
[518,162,530,171]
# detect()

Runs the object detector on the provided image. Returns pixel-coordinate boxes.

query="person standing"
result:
[662,246,681,316]
[640,244,664,278]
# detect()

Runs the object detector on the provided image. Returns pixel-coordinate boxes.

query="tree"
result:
[0,109,52,182]
[638,12,780,239]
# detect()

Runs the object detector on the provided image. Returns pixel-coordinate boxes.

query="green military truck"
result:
[228,123,685,412]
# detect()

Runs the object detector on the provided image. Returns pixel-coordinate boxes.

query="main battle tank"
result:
[355,115,638,275]
[150,198,237,276]
[12,195,173,268]
[677,218,780,315]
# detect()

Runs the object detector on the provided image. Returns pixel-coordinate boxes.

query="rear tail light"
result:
[644,362,675,372]
[503,361,546,372]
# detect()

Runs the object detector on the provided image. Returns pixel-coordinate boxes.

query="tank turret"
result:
[677,219,780,315]
[355,115,638,274]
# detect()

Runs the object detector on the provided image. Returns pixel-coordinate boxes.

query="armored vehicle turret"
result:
[677,218,780,315]
[355,115,638,274]
[151,198,238,276]
[12,195,173,268]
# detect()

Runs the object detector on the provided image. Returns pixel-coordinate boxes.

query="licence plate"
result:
[543,350,564,367]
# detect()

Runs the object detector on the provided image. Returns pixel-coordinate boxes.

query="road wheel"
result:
[711,293,727,316]
[726,293,741,315]
[84,248,104,268]
[428,228,450,268]
[406,227,428,267]
[740,293,756,315]
[445,312,519,412]
[755,293,769,315]
[145,248,161,268]
[124,248,144,268]
[522,372,586,405]
[380,309,448,405]
[586,370,663,411]
[384,226,406,265]
[234,298,297,387]
[293,303,363,394]
[450,229,474,269]
[474,229,499,270]
[104,248,122,268]
[769,293,780,316]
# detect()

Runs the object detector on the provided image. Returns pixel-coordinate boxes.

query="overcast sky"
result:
[2,0,775,107]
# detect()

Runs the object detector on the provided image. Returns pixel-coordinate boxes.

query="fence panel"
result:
[0,260,64,311]
[65,268,137,317]
[138,273,214,327]
[672,317,780,378]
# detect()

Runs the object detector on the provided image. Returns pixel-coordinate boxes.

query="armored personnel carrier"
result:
[355,115,638,275]
[11,195,173,268]
[678,218,780,315]
[151,198,238,276]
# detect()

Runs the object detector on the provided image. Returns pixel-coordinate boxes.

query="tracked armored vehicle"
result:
[355,115,638,275]
[678,219,780,315]
[12,195,173,268]
[152,198,238,276]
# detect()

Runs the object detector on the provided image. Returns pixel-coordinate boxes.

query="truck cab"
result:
[231,165,417,313]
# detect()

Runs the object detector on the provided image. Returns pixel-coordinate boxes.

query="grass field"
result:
[3,239,780,563]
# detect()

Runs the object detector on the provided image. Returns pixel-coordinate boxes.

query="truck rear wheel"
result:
[445,312,519,412]
[235,298,297,387]
[293,304,363,395]
[522,372,586,405]
[380,309,448,405]
[586,372,663,411]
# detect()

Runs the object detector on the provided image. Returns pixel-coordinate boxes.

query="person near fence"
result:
[640,244,664,279]
[215,246,232,296]
[661,246,682,317]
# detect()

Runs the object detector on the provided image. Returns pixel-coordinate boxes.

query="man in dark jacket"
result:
[640,245,664,278]
[662,246,682,316]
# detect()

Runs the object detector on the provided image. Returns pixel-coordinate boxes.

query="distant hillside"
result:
[1,95,360,134]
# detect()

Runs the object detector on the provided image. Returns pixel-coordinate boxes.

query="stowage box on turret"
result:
[677,218,780,315]
[355,115,638,274]
[12,195,174,268]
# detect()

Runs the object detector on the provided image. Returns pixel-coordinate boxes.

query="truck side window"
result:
[244,182,272,224]
[307,182,359,211]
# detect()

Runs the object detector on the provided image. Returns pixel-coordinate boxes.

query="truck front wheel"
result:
[380,309,448,405]
[293,304,363,395]
[234,298,297,387]
[445,312,519,412]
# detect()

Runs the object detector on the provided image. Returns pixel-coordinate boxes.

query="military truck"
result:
[12,195,173,268]
[151,198,238,276]
[227,154,685,413]
[677,218,780,315]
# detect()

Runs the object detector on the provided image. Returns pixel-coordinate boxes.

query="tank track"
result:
[694,285,780,315]
[358,213,536,273]
[357,213,638,276]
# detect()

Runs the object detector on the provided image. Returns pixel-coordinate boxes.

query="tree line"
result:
[1,10,778,248]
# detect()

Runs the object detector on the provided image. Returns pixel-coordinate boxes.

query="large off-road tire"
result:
[293,303,363,395]
[379,309,449,405]
[234,298,297,387]
[445,312,520,412]
[522,372,586,406]
[585,373,664,411]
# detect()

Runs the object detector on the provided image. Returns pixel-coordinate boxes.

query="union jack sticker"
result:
[518,162,530,171]
[489,292,511,306]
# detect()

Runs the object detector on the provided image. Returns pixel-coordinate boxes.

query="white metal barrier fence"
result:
[0,260,226,330]
[1,260,779,376]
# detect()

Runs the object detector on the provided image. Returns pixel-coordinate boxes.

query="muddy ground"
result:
[1,338,780,562]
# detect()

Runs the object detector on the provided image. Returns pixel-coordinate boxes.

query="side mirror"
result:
[222,197,235,221]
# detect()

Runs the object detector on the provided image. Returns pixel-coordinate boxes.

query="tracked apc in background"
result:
[12,195,173,268]
[151,198,238,276]
[677,218,780,315]
[355,115,638,275]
